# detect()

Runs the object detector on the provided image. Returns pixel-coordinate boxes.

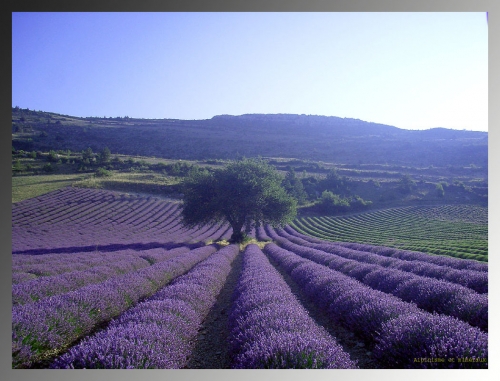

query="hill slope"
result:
[12,108,487,167]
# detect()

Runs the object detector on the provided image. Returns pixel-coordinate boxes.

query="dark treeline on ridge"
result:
[11,108,487,168]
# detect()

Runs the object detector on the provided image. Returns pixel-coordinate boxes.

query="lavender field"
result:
[12,187,488,369]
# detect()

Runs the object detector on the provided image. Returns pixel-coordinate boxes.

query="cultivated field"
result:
[12,187,488,369]
[292,205,488,262]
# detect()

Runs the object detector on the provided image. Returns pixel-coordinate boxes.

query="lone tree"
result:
[180,158,297,243]
[98,147,111,165]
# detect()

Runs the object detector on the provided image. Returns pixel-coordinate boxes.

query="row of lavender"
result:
[13,246,189,282]
[266,226,487,331]
[12,210,231,254]
[12,244,218,368]
[12,246,193,305]
[12,187,172,227]
[12,187,234,254]
[50,244,240,368]
[262,242,488,368]
[284,226,487,273]
[282,226,488,290]
[228,244,357,368]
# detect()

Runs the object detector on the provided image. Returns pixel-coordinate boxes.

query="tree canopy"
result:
[282,168,308,205]
[180,159,297,242]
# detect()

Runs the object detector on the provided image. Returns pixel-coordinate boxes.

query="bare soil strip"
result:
[186,250,244,369]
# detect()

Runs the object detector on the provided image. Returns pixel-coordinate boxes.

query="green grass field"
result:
[291,205,488,262]
[72,172,181,196]
[12,174,86,203]
[12,172,182,203]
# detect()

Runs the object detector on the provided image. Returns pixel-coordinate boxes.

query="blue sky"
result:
[12,12,488,131]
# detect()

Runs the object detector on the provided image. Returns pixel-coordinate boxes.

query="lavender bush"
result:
[267,232,487,330]
[229,244,357,369]
[276,226,487,293]
[262,242,488,367]
[373,312,488,368]
[12,245,217,368]
[51,244,239,368]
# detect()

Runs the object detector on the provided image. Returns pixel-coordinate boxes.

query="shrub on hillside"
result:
[319,191,350,213]
[95,167,112,177]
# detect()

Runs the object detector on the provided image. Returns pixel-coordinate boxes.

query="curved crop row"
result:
[337,241,488,272]
[12,248,159,276]
[291,205,487,261]
[51,244,239,369]
[262,243,488,368]
[12,216,224,257]
[12,188,226,254]
[285,225,488,272]
[255,225,272,241]
[412,205,487,224]
[12,188,103,225]
[267,229,487,331]
[229,244,356,369]
[278,227,487,294]
[12,247,191,305]
[12,245,217,368]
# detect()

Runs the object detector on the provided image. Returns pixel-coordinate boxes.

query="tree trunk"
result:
[229,221,245,243]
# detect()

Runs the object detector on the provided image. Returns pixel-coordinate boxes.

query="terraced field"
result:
[292,205,488,262]
[12,188,488,369]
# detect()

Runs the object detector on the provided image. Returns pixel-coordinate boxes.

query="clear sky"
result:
[12,12,488,131]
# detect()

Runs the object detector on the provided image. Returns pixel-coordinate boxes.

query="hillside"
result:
[11,108,487,168]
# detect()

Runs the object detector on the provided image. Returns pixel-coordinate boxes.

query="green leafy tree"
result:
[181,159,297,242]
[168,161,193,176]
[436,183,445,198]
[302,175,320,199]
[47,150,58,162]
[282,168,308,204]
[321,168,349,195]
[319,190,350,214]
[12,159,24,173]
[98,147,111,165]
[95,167,112,177]
[82,147,94,164]
[348,195,372,211]
[398,174,416,194]
[43,163,55,173]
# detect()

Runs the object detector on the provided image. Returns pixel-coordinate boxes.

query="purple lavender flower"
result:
[51,244,239,369]
[12,245,218,368]
[267,229,488,330]
[263,243,488,367]
[229,244,356,369]
[373,312,488,368]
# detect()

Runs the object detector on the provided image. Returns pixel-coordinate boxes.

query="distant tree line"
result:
[280,167,373,213]
[11,145,204,177]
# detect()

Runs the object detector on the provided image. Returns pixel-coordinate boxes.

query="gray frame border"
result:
[3,1,498,380]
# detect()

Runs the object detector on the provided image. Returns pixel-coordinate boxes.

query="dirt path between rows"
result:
[186,250,243,368]
[186,246,379,369]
